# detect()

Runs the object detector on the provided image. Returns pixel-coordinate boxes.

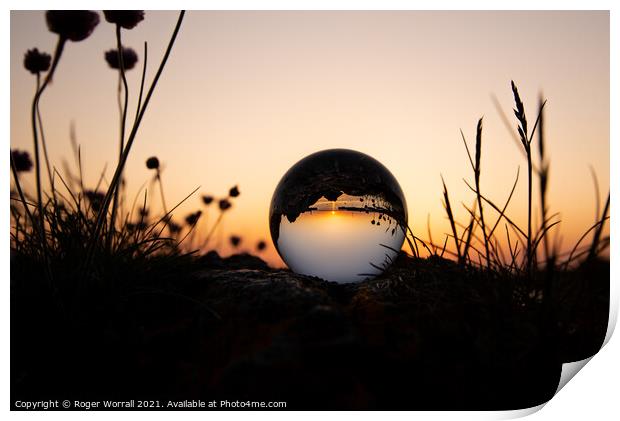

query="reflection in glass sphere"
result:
[269,149,408,283]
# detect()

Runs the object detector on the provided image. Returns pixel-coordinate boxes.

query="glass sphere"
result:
[269,149,408,283]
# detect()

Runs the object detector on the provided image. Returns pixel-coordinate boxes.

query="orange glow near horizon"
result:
[10,11,610,268]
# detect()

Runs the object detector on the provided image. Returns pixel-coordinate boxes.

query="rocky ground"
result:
[11,252,609,410]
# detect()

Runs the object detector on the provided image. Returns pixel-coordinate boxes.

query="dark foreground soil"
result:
[11,252,609,410]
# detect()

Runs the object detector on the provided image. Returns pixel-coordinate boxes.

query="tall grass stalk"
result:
[460,118,490,267]
[587,193,610,263]
[537,96,550,265]
[441,176,461,262]
[510,81,531,271]
[473,118,491,267]
[461,199,477,264]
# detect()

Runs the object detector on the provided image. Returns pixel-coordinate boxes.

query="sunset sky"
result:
[10,10,609,266]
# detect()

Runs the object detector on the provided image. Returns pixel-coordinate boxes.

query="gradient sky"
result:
[10,11,609,267]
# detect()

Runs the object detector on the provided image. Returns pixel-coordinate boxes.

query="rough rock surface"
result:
[11,252,608,410]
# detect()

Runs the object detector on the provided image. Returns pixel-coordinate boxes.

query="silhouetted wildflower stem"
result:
[114,73,127,231]
[145,157,168,219]
[116,73,123,141]
[108,24,131,249]
[201,196,234,249]
[35,72,55,201]
[203,212,224,246]
[156,169,168,215]
[90,11,185,259]
[31,37,65,238]
[135,42,148,125]
[109,85,126,241]
[28,36,68,265]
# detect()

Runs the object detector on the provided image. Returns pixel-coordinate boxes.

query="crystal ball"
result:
[269,149,408,283]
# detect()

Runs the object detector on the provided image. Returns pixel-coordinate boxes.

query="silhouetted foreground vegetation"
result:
[11,10,609,411]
